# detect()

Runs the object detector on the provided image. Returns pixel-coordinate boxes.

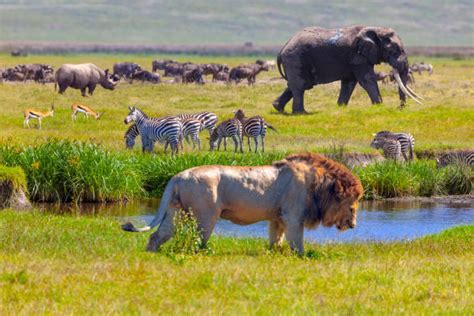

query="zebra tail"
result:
[409,142,414,161]
[121,178,178,233]
[265,122,278,133]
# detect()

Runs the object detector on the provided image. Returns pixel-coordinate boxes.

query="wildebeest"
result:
[11,50,27,57]
[163,63,185,77]
[15,64,54,83]
[182,67,205,84]
[113,62,142,79]
[55,63,120,96]
[229,63,268,85]
[131,70,161,84]
[152,59,177,72]
[214,70,229,82]
[2,68,25,81]
[256,59,276,70]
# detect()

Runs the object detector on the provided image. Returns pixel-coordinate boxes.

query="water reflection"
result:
[127,200,474,243]
[36,199,474,243]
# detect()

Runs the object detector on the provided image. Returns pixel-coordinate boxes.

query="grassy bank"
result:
[0,140,472,202]
[0,54,473,152]
[0,210,472,314]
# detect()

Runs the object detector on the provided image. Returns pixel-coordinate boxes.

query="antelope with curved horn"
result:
[71,103,103,121]
[23,104,54,129]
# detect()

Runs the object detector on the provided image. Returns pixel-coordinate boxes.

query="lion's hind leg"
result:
[268,220,285,249]
[146,209,177,252]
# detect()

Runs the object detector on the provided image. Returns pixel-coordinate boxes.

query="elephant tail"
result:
[277,53,287,81]
[121,177,178,233]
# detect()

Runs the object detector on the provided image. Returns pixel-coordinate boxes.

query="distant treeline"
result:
[1,41,473,57]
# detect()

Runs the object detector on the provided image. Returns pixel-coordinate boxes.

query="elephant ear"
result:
[352,29,381,65]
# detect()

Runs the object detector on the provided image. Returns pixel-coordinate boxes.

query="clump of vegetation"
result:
[438,164,473,195]
[354,160,473,199]
[0,164,30,209]
[0,165,27,192]
[0,140,143,202]
[165,209,203,256]
[0,140,471,202]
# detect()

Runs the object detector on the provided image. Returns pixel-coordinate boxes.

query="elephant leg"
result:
[268,220,285,249]
[291,88,306,114]
[337,80,357,105]
[272,87,293,113]
[354,68,382,104]
[80,88,87,97]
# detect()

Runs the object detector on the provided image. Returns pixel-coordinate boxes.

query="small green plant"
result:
[166,209,203,255]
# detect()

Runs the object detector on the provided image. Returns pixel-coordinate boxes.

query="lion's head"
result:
[278,153,364,231]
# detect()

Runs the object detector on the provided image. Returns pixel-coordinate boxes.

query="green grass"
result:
[0,1,472,46]
[1,140,471,202]
[0,210,472,314]
[0,54,473,153]
[0,164,27,191]
[356,160,473,199]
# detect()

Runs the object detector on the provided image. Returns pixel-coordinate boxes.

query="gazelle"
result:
[23,105,54,129]
[71,103,103,121]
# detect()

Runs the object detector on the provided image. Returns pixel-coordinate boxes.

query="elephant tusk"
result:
[393,70,423,105]
[405,84,425,100]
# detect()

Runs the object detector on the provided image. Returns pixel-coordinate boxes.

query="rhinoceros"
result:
[55,63,119,97]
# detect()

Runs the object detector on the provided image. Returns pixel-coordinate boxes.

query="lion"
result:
[122,153,364,254]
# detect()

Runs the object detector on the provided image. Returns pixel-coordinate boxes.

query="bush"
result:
[165,209,203,255]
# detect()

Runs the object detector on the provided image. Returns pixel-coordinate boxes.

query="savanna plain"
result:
[0,53,473,314]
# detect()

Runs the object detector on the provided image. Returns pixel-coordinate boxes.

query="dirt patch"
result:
[0,181,31,209]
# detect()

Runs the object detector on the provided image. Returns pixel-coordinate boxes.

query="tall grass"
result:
[0,140,143,202]
[0,140,471,202]
[355,160,473,199]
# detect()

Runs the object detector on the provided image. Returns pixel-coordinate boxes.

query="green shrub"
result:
[165,209,203,255]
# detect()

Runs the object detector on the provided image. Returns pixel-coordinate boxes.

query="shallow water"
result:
[37,199,474,243]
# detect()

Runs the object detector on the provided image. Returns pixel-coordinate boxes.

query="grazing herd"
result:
[123,107,277,155]
[3,55,471,168]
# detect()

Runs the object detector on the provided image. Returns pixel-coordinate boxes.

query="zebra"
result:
[436,150,474,168]
[180,117,203,150]
[209,118,243,153]
[233,109,277,152]
[124,106,182,156]
[175,111,218,137]
[372,131,415,161]
[124,124,140,149]
[370,137,403,161]
[124,114,206,151]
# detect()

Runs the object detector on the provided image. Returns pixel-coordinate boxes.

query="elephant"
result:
[55,63,120,97]
[273,26,423,113]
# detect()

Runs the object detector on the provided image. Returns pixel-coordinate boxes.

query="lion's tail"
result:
[121,178,178,233]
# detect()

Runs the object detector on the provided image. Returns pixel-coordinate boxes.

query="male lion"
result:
[122,153,363,254]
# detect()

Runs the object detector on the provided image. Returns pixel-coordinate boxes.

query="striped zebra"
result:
[180,117,203,150]
[124,106,182,156]
[175,111,218,137]
[124,124,140,149]
[372,131,415,161]
[370,137,403,161]
[436,150,474,168]
[210,118,243,153]
[233,109,277,152]
[124,114,205,151]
